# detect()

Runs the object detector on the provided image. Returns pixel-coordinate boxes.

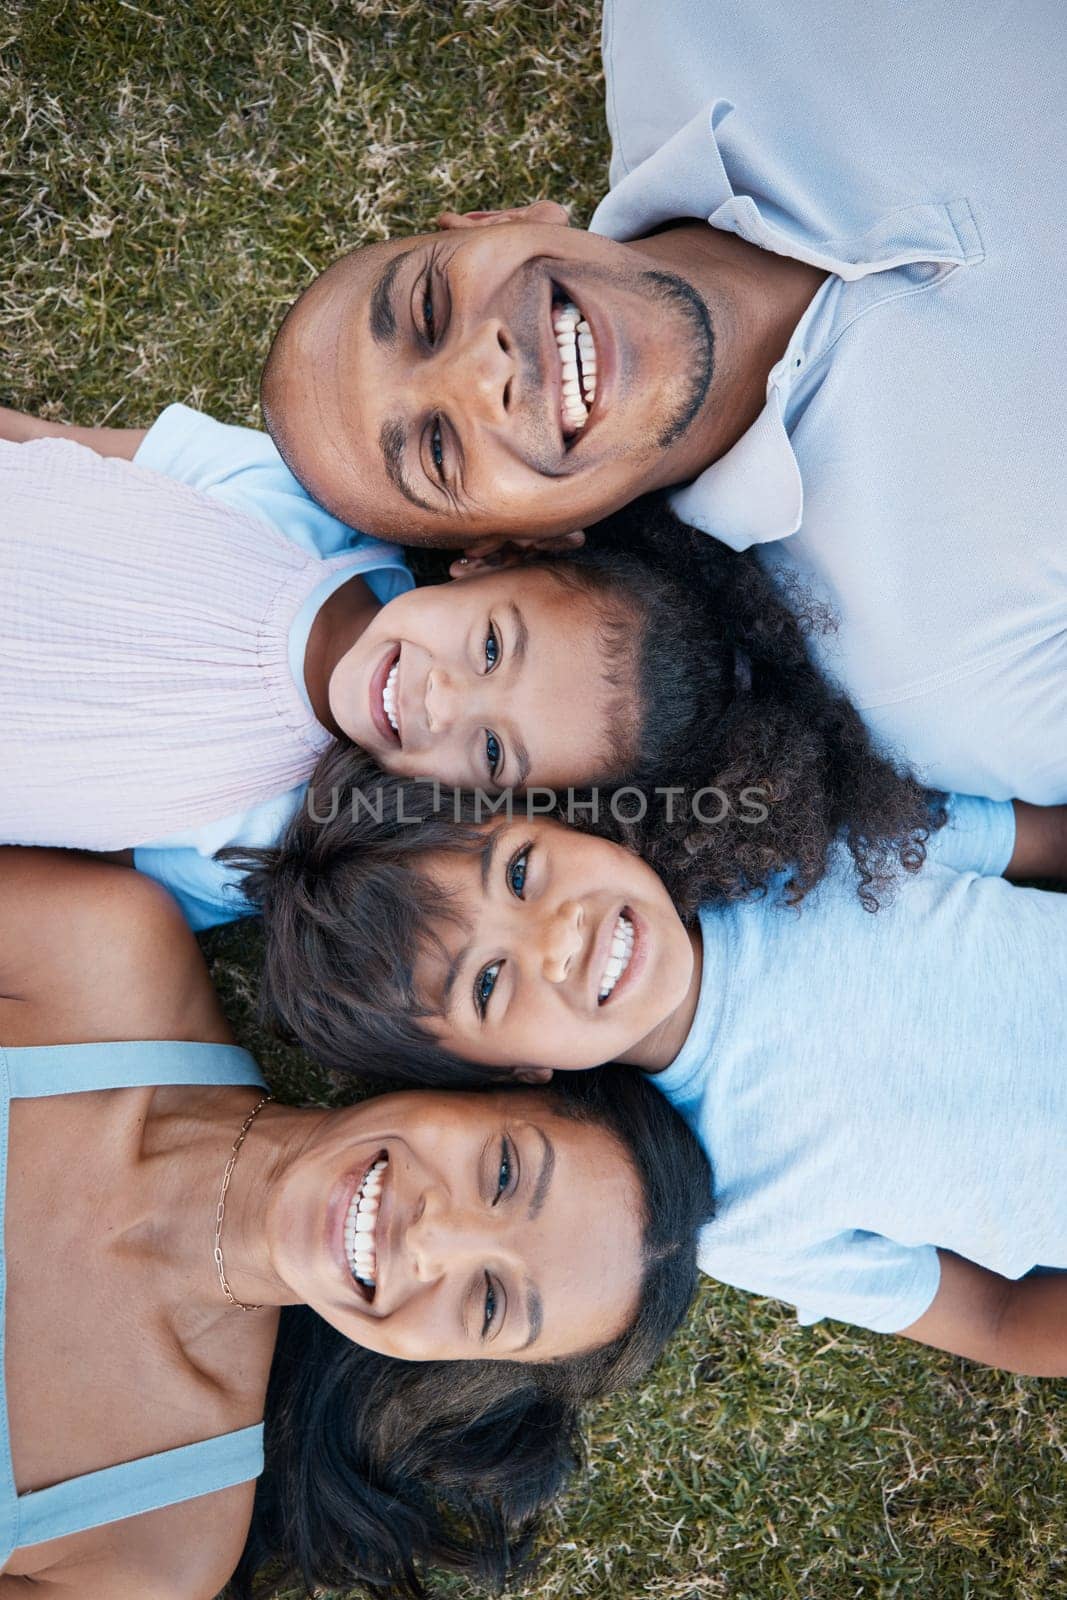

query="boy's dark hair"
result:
[229,1066,713,1599]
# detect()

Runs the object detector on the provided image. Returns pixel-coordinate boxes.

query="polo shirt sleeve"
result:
[700,1229,942,1336]
[928,795,1017,878]
[134,403,366,557]
[133,844,255,933]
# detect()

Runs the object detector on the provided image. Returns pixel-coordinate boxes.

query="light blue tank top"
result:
[0,1038,267,1565]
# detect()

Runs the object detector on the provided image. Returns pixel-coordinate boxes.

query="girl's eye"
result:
[485,732,502,778]
[475,961,500,1018]
[481,1272,497,1338]
[493,1137,512,1204]
[423,283,436,343]
[430,419,444,479]
[507,847,529,899]
[484,626,500,671]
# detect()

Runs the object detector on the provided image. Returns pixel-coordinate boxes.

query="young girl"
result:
[0,404,936,929]
[244,755,1067,1376]
[0,848,710,1597]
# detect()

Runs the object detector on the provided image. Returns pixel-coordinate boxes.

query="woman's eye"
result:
[493,1137,512,1204]
[507,847,529,899]
[475,961,500,1018]
[423,283,436,343]
[481,1272,497,1338]
[484,626,500,671]
[485,732,502,778]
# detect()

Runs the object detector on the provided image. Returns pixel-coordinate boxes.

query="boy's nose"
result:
[540,899,584,985]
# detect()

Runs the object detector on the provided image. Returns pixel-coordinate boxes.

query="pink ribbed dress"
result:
[1,437,347,849]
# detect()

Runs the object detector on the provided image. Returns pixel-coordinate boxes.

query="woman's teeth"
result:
[382,661,399,736]
[598,912,635,1003]
[345,1156,387,1290]
[552,299,597,436]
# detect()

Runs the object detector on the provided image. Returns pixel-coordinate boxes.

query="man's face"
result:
[262,211,715,547]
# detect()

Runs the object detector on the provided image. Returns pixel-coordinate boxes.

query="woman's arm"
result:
[0,405,146,459]
[0,848,231,1047]
[900,1251,1067,1376]
[1005,800,1067,881]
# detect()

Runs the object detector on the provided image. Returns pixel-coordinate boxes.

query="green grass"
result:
[4,4,1066,1596]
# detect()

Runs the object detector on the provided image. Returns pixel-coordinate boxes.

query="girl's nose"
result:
[540,899,584,984]
[424,666,459,734]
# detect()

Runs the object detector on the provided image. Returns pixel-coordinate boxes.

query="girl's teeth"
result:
[382,661,399,735]
[598,914,635,1001]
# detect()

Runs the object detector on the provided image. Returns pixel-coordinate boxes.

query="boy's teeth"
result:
[381,661,399,735]
[598,913,635,1002]
[552,299,597,434]
[345,1156,388,1289]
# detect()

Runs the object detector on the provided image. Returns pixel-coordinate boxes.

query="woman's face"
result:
[412,817,699,1073]
[266,1086,645,1363]
[326,565,633,792]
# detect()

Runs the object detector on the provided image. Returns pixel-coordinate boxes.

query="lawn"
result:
[3,3,1065,1596]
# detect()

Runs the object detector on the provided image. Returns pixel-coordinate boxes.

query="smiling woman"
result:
[0,850,711,1600]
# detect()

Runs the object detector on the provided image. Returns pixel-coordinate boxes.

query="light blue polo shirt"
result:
[132,405,413,929]
[592,0,1067,804]
[653,795,1067,1335]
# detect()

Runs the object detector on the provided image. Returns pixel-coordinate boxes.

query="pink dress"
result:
[0,438,349,849]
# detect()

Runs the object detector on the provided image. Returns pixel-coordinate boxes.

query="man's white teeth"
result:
[598,912,635,1002]
[345,1156,387,1288]
[382,661,399,736]
[552,299,597,435]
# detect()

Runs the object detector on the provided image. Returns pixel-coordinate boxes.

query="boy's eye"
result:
[493,1136,512,1204]
[475,961,501,1018]
[485,732,502,778]
[484,626,500,671]
[481,1271,497,1338]
[507,846,530,899]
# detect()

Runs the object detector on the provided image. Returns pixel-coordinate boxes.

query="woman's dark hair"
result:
[228,1065,713,1600]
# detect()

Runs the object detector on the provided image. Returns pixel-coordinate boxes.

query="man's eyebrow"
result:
[369,249,412,346]
[379,418,436,515]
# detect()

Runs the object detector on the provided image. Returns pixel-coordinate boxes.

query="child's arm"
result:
[1005,800,1067,881]
[900,1251,1067,1376]
[0,404,146,458]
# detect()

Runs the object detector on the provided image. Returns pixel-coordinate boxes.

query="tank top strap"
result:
[1,1040,265,1099]
[15,1424,264,1550]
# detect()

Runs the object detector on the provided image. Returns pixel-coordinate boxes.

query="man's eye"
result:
[485,732,502,778]
[493,1137,512,1204]
[507,847,530,899]
[484,626,500,671]
[481,1271,497,1338]
[475,961,500,1018]
[430,419,444,479]
[423,283,436,343]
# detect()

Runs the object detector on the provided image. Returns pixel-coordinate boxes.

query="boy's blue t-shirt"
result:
[131,404,412,930]
[653,795,1067,1335]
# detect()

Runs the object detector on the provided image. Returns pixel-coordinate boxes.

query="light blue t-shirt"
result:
[593,0,1067,803]
[653,795,1067,1335]
[132,404,414,930]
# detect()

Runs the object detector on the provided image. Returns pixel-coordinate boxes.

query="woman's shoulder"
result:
[0,850,232,1048]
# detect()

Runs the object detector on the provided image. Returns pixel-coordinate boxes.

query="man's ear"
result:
[447,530,585,579]
[437,199,571,232]
[513,1065,555,1085]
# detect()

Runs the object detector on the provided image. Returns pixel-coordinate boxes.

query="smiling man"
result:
[258,0,1067,805]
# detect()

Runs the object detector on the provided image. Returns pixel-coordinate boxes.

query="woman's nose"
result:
[540,900,584,984]
[405,1187,488,1282]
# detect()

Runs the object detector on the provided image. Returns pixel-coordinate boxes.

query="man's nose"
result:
[437,318,515,422]
[540,900,584,984]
